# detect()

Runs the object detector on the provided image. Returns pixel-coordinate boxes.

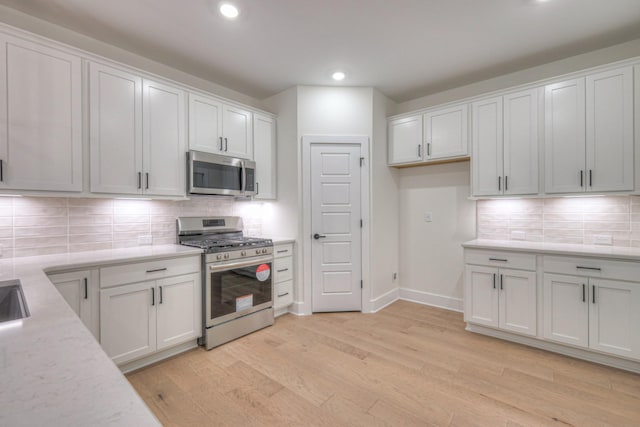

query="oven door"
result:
[205,256,273,327]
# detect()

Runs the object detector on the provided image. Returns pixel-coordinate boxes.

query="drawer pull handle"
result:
[277,268,289,273]
[277,292,289,298]
[489,258,507,262]
[146,268,168,273]
[277,250,289,254]
[576,266,601,271]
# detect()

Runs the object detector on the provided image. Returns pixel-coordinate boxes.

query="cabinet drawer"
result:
[274,257,293,283]
[464,249,536,271]
[544,255,640,282]
[100,255,201,288]
[274,244,294,258]
[274,280,293,309]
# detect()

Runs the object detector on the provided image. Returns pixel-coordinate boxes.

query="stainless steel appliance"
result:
[177,216,273,349]
[188,150,256,197]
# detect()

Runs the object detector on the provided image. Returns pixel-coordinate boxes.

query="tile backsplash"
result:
[477,196,640,247]
[0,196,266,258]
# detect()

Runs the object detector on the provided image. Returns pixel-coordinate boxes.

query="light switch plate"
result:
[593,234,612,245]
[424,212,433,222]
[511,231,526,240]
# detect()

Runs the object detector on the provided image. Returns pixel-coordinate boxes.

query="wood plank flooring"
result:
[126,301,640,426]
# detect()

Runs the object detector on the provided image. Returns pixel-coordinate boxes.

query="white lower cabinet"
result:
[99,256,201,366]
[273,243,294,313]
[48,270,100,340]
[465,265,537,336]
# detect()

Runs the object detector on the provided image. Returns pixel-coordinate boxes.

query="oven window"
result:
[210,262,272,318]
[193,161,241,190]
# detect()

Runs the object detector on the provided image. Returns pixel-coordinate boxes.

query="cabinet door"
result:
[589,279,640,360]
[156,273,201,350]
[543,273,588,348]
[498,268,537,336]
[100,281,156,365]
[89,62,143,194]
[388,115,423,165]
[423,104,468,160]
[0,34,82,191]
[48,270,99,340]
[222,104,253,159]
[188,92,222,154]
[586,67,634,192]
[503,89,539,195]
[464,265,499,328]
[471,97,503,196]
[544,78,586,194]
[253,113,277,200]
[275,280,294,310]
[142,79,186,196]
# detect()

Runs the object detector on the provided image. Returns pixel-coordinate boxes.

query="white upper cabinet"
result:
[89,62,186,197]
[188,93,253,160]
[0,33,82,191]
[472,96,503,196]
[586,67,634,192]
[545,67,633,194]
[89,62,143,195]
[142,79,186,196]
[423,104,468,161]
[253,113,277,200]
[388,115,423,165]
[472,89,539,197]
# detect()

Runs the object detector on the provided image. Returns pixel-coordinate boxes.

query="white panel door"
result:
[89,62,143,194]
[48,270,99,340]
[464,265,499,328]
[0,34,82,191]
[388,115,423,164]
[503,89,539,195]
[253,113,277,200]
[586,67,634,192]
[544,78,586,193]
[188,92,222,154]
[589,279,640,360]
[543,274,588,348]
[498,268,537,336]
[100,281,156,365]
[142,79,186,197]
[222,104,253,159]
[156,273,201,350]
[471,97,503,196]
[424,104,468,160]
[311,143,361,312]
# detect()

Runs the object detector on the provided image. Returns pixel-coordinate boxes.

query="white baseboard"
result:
[369,288,400,313]
[288,301,310,316]
[399,288,463,312]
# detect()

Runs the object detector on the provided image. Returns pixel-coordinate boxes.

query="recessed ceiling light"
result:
[332,71,346,81]
[219,3,239,19]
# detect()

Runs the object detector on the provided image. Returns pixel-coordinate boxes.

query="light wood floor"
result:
[127,301,640,426]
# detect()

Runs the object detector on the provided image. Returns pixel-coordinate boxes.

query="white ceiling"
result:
[2,0,640,102]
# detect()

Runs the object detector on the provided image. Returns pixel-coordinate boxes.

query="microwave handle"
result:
[241,160,247,194]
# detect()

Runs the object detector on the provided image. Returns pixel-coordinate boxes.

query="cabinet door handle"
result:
[256,182,259,195]
[145,172,149,190]
[582,284,585,302]
[493,273,496,289]
[0,159,3,182]
[146,267,167,273]
[498,176,501,191]
[418,144,422,157]
[580,170,584,187]
[576,266,601,271]
[426,142,431,156]
[219,136,224,151]
[159,286,163,304]
[84,278,88,300]
[277,268,289,273]
[277,292,290,298]
[505,176,508,191]
[500,274,503,290]
[592,285,596,304]
[151,287,155,306]
[224,137,228,152]
[589,170,593,187]
[489,258,508,262]
[138,172,142,189]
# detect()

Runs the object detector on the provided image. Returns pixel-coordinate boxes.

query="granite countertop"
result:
[0,244,203,427]
[463,239,640,261]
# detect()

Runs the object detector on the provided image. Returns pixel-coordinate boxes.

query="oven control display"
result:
[256,264,271,281]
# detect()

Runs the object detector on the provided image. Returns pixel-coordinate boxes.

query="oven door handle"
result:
[208,256,273,272]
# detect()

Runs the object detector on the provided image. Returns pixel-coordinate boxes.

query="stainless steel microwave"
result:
[188,150,256,196]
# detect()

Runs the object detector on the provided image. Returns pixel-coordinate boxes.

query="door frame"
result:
[301,135,371,314]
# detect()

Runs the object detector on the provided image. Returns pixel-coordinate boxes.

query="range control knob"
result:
[224,253,230,259]
[262,248,268,254]
[255,249,261,255]
[216,254,222,260]
[241,251,247,256]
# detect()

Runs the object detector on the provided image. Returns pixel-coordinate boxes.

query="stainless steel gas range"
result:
[177,216,274,349]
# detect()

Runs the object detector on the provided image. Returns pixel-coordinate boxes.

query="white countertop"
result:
[0,244,202,427]
[267,236,296,245]
[463,239,640,261]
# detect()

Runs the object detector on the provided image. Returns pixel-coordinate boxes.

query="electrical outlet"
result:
[137,235,153,245]
[511,231,526,241]
[593,234,612,245]
[424,212,433,222]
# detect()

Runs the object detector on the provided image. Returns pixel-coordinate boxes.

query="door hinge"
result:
[360,157,364,167]
[360,219,363,228]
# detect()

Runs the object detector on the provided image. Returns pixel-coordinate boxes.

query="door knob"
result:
[313,233,326,240]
